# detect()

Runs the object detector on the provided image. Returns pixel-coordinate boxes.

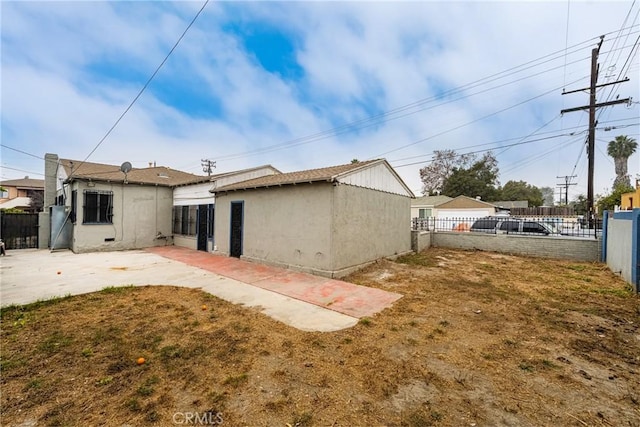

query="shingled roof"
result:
[0,178,45,189]
[212,159,385,192]
[59,159,208,187]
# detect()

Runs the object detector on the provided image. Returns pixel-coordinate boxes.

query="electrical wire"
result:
[68,0,210,178]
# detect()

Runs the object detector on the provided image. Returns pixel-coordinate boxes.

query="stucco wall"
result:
[606,217,633,284]
[332,184,412,274]
[72,182,173,253]
[214,184,334,274]
[411,230,431,252]
[432,232,601,262]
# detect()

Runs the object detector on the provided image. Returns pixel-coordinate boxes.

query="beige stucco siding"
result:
[71,182,173,253]
[214,184,334,273]
[331,184,411,273]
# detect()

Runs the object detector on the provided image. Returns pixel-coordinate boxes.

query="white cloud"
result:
[1,0,638,201]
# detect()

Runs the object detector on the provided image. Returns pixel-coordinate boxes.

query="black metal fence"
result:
[0,212,39,249]
[412,216,601,238]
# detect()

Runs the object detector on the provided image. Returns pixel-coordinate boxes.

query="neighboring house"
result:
[433,195,498,230]
[45,154,281,254]
[212,159,414,278]
[620,181,640,210]
[0,177,45,213]
[410,195,453,220]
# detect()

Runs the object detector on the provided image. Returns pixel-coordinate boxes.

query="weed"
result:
[223,373,248,387]
[433,328,445,335]
[159,345,183,360]
[407,338,418,346]
[359,317,372,326]
[25,378,43,390]
[591,287,632,298]
[396,253,435,268]
[541,359,558,369]
[409,320,418,327]
[81,348,93,358]
[291,411,313,426]
[96,376,113,386]
[137,376,159,396]
[126,398,141,412]
[39,331,73,354]
[567,264,586,272]
[438,320,450,327]
[342,337,353,344]
[518,362,534,373]
[101,285,135,294]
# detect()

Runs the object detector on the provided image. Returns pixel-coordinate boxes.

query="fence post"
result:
[632,208,640,293]
[601,210,609,262]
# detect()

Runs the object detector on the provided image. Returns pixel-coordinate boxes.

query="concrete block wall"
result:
[432,232,601,262]
[411,230,431,253]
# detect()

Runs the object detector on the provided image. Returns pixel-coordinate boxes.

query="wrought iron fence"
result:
[411,216,601,238]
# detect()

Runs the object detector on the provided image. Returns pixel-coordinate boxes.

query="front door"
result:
[229,201,243,258]
[197,204,208,251]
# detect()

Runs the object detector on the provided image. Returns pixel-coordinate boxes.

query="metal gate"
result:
[0,212,39,249]
[229,201,243,258]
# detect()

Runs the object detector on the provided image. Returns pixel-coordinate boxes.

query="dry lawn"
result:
[1,247,639,427]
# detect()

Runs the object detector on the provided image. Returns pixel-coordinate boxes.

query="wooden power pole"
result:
[561,36,631,229]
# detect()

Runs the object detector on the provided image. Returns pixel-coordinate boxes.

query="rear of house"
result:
[212,159,414,278]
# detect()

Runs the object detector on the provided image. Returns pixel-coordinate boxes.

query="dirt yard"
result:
[1,248,638,426]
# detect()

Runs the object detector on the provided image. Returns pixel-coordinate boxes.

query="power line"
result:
[0,144,45,160]
[203,29,639,163]
[0,166,44,176]
[69,0,210,178]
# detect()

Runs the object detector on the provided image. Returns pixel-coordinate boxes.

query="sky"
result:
[1,0,639,202]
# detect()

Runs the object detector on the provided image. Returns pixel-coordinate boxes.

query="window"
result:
[172,205,197,236]
[499,221,519,232]
[0,189,8,198]
[83,190,113,224]
[522,222,548,234]
[418,208,432,218]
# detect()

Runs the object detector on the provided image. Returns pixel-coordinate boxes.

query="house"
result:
[211,159,414,278]
[620,181,640,210]
[410,195,453,220]
[0,177,45,213]
[492,200,528,214]
[44,154,280,253]
[432,195,498,230]
[172,165,280,251]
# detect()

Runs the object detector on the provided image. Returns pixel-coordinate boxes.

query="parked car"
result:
[470,217,558,236]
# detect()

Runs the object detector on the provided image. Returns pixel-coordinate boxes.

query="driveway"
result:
[0,248,401,332]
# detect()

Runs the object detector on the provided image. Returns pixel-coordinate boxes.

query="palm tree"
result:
[607,135,637,189]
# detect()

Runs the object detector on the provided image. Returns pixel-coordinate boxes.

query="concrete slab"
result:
[0,249,358,332]
[146,246,403,318]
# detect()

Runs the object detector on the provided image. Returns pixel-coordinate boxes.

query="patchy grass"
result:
[1,250,638,426]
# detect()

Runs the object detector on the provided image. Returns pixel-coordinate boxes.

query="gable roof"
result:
[0,178,45,189]
[436,195,497,209]
[411,195,452,206]
[59,159,210,187]
[213,159,413,197]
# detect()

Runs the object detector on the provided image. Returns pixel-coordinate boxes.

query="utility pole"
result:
[201,159,216,176]
[561,35,631,229]
[556,175,577,205]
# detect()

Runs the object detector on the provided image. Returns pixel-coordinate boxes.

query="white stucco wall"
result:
[214,184,334,274]
[173,182,215,206]
[606,218,633,284]
[332,184,412,274]
[71,181,173,253]
[215,182,412,277]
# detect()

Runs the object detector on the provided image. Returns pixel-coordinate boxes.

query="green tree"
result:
[597,183,634,213]
[441,152,499,201]
[498,180,544,207]
[607,135,637,188]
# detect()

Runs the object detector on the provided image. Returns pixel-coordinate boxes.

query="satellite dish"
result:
[120,162,132,174]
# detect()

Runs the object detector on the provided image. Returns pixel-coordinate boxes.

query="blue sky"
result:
[1,1,639,200]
